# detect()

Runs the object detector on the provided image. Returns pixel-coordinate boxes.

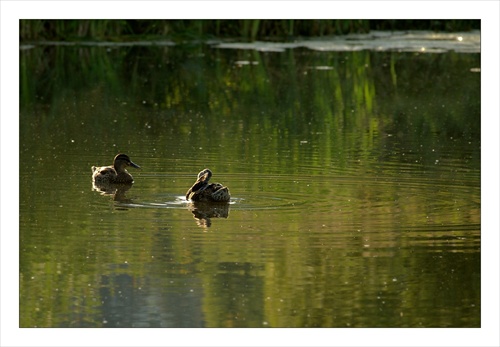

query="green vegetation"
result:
[20,20,480,42]
[19,42,481,154]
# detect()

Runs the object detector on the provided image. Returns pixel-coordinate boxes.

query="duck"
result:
[186,168,231,202]
[91,153,140,184]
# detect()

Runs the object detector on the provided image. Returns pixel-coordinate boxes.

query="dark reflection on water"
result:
[187,202,230,229]
[19,38,480,328]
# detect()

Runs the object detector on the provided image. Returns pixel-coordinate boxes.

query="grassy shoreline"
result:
[20,20,480,42]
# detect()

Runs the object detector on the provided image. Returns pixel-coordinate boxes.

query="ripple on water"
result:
[109,171,478,217]
[114,192,309,211]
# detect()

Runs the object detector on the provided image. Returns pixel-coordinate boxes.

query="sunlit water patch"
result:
[215,30,480,53]
[20,30,480,55]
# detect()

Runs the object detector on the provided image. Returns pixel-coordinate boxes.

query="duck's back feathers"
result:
[92,166,133,184]
[187,183,230,202]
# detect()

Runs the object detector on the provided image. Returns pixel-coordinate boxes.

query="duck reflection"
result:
[188,201,230,229]
[92,181,134,203]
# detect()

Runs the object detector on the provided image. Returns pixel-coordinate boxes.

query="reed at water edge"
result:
[20,20,479,42]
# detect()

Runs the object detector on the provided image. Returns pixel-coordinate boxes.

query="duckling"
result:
[186,168,230,202]
[91,153,140,184]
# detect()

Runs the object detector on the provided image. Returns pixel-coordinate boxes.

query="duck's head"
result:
[197,168,212,182]
[114,153,140,171]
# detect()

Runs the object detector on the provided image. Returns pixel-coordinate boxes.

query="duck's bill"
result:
[130,161,141,169]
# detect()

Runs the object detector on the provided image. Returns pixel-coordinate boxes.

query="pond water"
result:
[19,32,480,328]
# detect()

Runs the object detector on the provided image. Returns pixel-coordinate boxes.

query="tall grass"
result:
[20,20,479,42]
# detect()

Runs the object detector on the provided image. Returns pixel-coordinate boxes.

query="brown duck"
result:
[91,153,140,184]
[186,168,230,202]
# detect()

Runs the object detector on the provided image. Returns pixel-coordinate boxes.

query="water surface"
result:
[19,32,480,328]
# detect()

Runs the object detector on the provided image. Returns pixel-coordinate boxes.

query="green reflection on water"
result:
[20,42,480,327]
